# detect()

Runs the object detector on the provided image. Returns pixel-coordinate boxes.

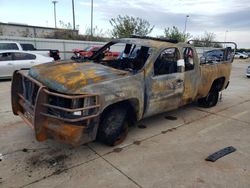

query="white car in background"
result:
[0,50,54,79]
[246,66,250,78]
[234,52,248,59]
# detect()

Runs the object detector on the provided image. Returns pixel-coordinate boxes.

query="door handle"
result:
[30,61,35,64]
[8,63,13,65]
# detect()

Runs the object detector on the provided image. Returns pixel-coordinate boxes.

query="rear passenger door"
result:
[144,48,184,117]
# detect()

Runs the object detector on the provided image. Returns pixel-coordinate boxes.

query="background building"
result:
[0,22,78,38]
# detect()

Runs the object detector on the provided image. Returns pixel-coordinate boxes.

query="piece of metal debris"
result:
[206,146,236,162]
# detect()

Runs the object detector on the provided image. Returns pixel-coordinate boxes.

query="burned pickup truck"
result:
[11,36,236,146]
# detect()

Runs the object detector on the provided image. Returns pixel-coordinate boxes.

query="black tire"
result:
[97,106,129,146]
[198,90,219,108]
[247,76,250,78]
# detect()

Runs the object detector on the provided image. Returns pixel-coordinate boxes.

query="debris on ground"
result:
[219,92,223,101]
[138,124,147,129]
[161,128,177,134]
[165,116,178,121]
[22,148,28,153]
[0,154,4,161]
[206,146,237,162]
[133,141,141,145]
[113,148,123,153]
[47,155,68,167]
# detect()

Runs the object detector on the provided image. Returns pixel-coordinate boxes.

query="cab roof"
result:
[111,37,190,49]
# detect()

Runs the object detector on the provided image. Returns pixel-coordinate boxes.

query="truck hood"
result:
[28,62,128,93]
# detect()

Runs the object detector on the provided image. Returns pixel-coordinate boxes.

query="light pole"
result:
[184,15,189,34]
[91,0,93,36]
[52,1,58,28]
[72,0,76,30]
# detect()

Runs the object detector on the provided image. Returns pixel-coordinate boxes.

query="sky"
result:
[0,0,250,48]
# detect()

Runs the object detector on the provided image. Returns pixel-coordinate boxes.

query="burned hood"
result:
[28,62,128,93]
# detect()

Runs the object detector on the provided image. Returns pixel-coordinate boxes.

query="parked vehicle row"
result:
[0,50,54,79]
[234,52,249,59]
[0,41,60,60]
[200,48,233,64]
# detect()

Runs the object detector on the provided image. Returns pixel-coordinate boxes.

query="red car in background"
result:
[73,46,101,58]
[71,46,101,59]
[71,46,120,60]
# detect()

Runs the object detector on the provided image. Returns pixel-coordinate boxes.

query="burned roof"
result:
[111,37,182,49]
[130,35,179,43]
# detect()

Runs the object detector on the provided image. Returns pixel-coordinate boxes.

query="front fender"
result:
[81,72,145,120]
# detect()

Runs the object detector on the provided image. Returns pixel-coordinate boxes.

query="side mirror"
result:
[177,59,185,73]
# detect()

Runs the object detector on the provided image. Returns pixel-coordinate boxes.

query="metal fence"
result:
[0,36,231,60]
[0,36,106,60]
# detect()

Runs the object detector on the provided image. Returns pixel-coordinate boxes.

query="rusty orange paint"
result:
[41,119,87,146]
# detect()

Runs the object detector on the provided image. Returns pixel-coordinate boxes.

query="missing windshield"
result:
[91,42,152,72]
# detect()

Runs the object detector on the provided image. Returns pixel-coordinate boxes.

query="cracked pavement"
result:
[0,60,250,188]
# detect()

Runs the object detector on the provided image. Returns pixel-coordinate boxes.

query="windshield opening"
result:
[90,42,152,72]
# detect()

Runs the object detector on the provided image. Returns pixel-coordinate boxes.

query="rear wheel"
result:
[198,90,219,108]
[97,106,129,146]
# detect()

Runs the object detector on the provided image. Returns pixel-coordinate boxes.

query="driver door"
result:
[144,48,184,117]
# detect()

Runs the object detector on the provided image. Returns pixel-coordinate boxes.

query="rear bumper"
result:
[11,70,100,146]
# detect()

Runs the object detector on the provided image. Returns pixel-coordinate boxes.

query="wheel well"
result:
[101,99,139,125]
[210,77,225,92]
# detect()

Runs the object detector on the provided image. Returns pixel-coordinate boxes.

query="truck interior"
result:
[154,48,179,75]
[90,42,152,72]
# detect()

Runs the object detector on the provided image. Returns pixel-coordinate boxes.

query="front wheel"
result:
[97,106,129,146]
[198,90,219,108]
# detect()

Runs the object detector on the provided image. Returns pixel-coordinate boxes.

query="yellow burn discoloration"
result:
[30,62,128,93]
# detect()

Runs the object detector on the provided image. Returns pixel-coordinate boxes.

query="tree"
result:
[192,32,222,47]
[45,20,81,40]
[109,15,154,38]
[59,20,80,30]
[163,26,191,42]
[84,26,110,42]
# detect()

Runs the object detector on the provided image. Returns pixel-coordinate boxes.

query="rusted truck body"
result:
[11,37,237,146]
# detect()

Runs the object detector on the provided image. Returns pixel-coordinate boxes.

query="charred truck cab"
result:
[11,36,237,146]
